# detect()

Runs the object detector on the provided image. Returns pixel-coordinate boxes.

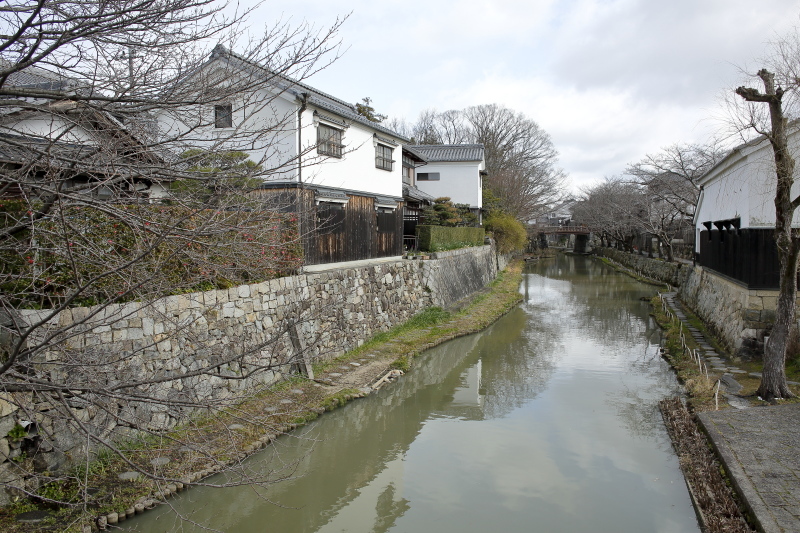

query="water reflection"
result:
[124,254,698,533]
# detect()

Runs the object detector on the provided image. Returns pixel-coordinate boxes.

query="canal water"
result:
[123,254,700,532]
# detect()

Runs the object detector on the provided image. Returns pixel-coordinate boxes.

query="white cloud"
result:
[239,0,800,192]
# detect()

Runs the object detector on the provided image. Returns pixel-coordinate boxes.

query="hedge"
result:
[416,225,485,252]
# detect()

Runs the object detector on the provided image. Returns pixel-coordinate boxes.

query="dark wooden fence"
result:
[698,228,779,289]
[251,186,403,265]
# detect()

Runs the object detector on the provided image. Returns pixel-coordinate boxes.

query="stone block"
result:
[743,309,762,322]
[747,297,764,311]
[0,394,18,418]
[164,295,180,313]
[761,309,776,322]
[238,285,251,298]
[0,438,10,461]
[761,296,777,310]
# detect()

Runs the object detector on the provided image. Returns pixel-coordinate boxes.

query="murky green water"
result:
[123,255,699,532]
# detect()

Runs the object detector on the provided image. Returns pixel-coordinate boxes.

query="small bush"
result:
[417,225,484,252]
[484,213,527,253]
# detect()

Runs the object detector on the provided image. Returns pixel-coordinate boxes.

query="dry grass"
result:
[660,398,755,533]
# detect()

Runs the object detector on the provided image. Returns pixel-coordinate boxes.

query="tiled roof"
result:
[405,144,484,162]
[403,184,435,203]
[210,46,410,143]
[315,188,350,201]
[1,59,76,91]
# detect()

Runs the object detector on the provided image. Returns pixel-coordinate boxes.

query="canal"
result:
[123,254,700,532]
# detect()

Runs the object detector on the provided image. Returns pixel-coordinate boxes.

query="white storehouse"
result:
[693,127,800,288]
[694,128,800,242]
[404,144,486,219]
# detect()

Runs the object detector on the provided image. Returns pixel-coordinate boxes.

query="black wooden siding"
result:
[251,187,403,266]
[699,228,779,289]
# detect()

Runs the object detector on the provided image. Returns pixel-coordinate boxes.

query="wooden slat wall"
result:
[251,187,403,265]
[699,228,780,289]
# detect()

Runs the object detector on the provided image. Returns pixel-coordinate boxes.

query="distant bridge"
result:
[533,225,592,235]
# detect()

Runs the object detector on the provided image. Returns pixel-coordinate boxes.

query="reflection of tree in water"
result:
[123,334,491,532]
[527,254,681,446]
[526,254,661,358]
[372,483,410,533]
[604,344,682,445]
[475,307,560,420]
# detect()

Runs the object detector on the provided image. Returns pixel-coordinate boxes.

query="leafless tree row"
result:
[572,142,724,261]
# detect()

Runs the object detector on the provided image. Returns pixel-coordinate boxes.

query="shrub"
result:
[416,225,485,252]
[422,197,477,227]
[484,213,527,253]
[1,200,303,309]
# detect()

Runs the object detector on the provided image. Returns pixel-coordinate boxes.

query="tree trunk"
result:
[738,69,797,400]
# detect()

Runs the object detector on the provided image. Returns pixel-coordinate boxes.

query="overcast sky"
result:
[243,0,800,192]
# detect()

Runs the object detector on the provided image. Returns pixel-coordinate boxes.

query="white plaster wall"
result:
[414,161,483,208]
[154,69,404,198]
[695,133,800,253]
[297,105,403,198]
[155,84,299,180]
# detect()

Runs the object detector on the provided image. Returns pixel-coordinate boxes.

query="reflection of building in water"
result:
[451,360,483,408]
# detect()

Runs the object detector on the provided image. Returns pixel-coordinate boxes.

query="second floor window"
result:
[375,144,393,171]
[318,124,343,157]
[214,104,233,128]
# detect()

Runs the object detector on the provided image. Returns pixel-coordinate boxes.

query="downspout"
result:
[297,93,309,185]
[297,93,309,271]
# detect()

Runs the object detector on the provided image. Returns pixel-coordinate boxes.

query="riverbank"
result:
[0,261,524,533]
[648,281,798,533]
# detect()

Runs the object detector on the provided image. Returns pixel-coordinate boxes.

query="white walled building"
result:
[403,144,485,218]
[155,45,411,264]
[693,127,800,288]
[0,64,170,202]
[156,45,407,201]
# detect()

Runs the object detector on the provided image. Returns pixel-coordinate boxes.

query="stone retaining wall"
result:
[595,247,789,359]
[596,247,692,287]
[0,245,504,502]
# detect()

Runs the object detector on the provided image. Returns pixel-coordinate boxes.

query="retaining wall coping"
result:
[429,244,491,260]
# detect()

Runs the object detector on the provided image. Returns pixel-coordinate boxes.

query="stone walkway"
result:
[661,292,800,533]
[698,405,800,533]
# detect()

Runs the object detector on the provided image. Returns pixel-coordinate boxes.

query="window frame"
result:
[317,124,344,158]
[375,143,394,171]
[417,172,440,181]
[214,104,233,129]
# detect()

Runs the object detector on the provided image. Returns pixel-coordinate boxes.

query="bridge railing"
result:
[532,225,592,235]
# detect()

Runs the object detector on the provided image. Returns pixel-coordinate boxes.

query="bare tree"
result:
[408,104,567,221]
[572,177,646,251]
[410,108,443,144]
[734,68,797,400]
[625,143,725,261]
[462,104,566,221]
[0,0,349,522]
